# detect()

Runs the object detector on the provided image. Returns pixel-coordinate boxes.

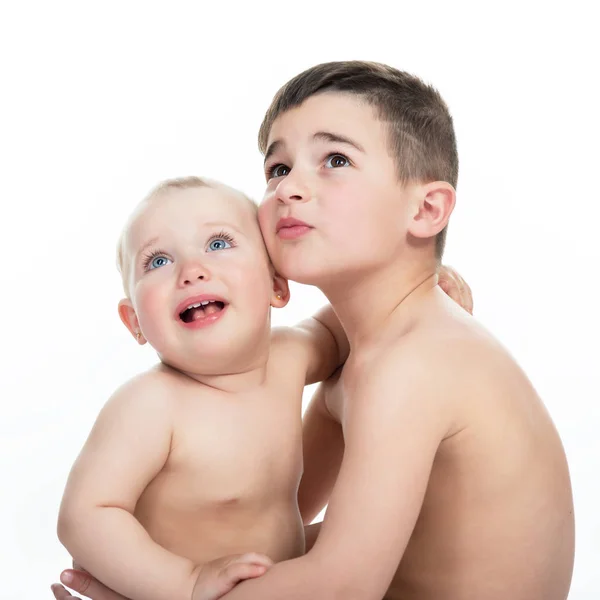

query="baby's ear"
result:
[118,299,146,344]
[270,272,290,308]
[409,181,456,239]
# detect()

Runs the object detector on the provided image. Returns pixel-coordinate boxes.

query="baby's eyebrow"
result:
[135,236,160,260]
[134,224,246,260]
[202,222,246,236]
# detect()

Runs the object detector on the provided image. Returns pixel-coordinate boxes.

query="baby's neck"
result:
[160,348,271,394]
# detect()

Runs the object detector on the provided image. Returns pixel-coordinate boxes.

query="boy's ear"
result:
[270,271,290,308]
[408,181,456,239]
[118,298,147,345]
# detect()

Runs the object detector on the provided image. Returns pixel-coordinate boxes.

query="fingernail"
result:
[61,571,74,585]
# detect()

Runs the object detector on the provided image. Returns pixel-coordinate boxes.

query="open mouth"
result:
[179,300,226,323]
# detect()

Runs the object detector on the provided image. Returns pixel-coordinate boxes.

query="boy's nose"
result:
[275,171,311,205]
[178,261,210,286]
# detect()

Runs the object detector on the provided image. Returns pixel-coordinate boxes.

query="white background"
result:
[1,2,598,598]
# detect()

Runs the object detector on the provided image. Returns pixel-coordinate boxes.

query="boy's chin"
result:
[282,265,337,287]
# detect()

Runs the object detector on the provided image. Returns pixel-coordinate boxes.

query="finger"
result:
[438,278,453,296]
[60,569,127,600]
[51,583,80,600]
[461,278,474,314]
[438,272,460,303]
[447,267,472,315]
[222,562,269,585]
[440,266,473,314]
[232,552,274,568]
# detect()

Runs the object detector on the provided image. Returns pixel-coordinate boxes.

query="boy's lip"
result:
[175,294,229,329]
[276,217,313,240]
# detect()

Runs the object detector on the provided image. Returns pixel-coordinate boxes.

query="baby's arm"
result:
[282,305,349,386]
[58,374,215,600]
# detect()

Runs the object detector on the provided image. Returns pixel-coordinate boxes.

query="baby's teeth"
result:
[185,300,216,310]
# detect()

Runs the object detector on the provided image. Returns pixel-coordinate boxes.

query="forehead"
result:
[267,92,386,152]
[126,186,259,248]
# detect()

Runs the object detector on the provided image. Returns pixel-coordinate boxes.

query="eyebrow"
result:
[135,236,159,261]
[264,130,365,164]
[134,222,247,259]
[202,221,246,236]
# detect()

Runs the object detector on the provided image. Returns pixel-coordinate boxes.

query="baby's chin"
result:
[155,342,270,378]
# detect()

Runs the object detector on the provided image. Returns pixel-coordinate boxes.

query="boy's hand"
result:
[51,568,127,600]
[438,265,473,314]
[192,553,273,600]
[49,553,272,600]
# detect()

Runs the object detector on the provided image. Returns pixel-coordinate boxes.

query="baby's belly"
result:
[134,479,305,564]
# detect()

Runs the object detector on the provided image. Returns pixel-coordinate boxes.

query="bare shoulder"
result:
[345,305,529,431]
[392,303,524,384]
[421,307,532,389]
[269,325,314,373]
[103,364,180,416]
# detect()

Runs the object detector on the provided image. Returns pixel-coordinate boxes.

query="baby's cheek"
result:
[136,286,168,327]
[237,264,272,303]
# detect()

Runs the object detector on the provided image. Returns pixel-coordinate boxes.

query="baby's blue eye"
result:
[207,238,232,252]
[149,255,172,270]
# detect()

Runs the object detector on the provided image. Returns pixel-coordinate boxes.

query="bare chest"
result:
[139,379,304,515]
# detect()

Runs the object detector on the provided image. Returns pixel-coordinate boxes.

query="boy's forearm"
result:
[58,505,197,600]
[222,554,338,600]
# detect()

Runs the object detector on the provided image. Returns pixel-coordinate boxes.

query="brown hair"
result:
[258,61,458,259]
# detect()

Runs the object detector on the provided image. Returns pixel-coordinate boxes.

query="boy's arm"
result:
[57,375,198,600]
[220,344,452,600]
[291,305,350,385]
[297,378,344,525]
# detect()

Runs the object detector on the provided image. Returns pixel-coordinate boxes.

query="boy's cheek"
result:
[257,206,274,239]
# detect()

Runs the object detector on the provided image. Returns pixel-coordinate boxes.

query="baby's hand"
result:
[191,553,273,600]
[438,265,473,314]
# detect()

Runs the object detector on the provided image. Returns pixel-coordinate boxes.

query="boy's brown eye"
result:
[325,154,350,169]
[271,164,290,178]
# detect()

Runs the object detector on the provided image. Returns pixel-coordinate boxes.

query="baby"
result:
[57,176,349,600]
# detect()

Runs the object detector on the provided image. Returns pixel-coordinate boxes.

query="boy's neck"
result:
[322,256,439,352]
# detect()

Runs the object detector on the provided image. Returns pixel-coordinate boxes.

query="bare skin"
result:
[51,75,573,600]
[300,282,574,600]
[51,179,475,600]
[207,91,574,600]
[51,85,575,597]
[51,268,473,600]
[51,82,575,598]
[56,182,349,600]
